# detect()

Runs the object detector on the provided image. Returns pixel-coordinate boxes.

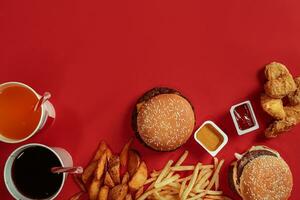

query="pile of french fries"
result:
[138,151,231,200]
[70,139,148,200]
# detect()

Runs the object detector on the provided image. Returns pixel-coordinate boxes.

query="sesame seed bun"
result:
[132,87,195,151]
[228,146,293,200]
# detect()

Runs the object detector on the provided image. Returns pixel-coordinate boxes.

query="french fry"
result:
[179,180,187,198]
[104,171,115,188]
[171,166,195,171]
[89,177,101,200]
[150,170,160,178]
[98,185,109,200]
[73,174,86,191]
[82,160,98,184]
[194,170,213,192]
[154,174,180,189]
[175,150,189,166]
[122,172,130,184]
[214,158,218,170]
[120,138,133,167]
[204,195,226,200]
[206,160,224,190]
[166,151,188,179]
[182,163,201,200]
[108,184,128,200]
[69,191,85,200]
[95,150,107,180]
[108,155,121,184]
[125,194,133,200]
[168,182,181,189]
[177,175,192,183]
[128,149,141,177]
[186,192,206,200]
[144,177,156,185]
[135,186,144,199]
[146,180,155,191]
[137,188,161,200]
[154,160,173,187]
[129,161,148,190]
[93,141,108,161]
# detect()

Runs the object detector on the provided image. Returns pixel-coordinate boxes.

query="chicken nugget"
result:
[261,94,286,119]
[265,62,290,80]
[288,77,300,105]
[265,117,297,138]
[264,74,296,98]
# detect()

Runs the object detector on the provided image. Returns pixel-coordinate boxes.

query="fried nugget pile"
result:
[261,62,300,138]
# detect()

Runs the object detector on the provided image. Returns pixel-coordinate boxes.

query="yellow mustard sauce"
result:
[196,124,224,151]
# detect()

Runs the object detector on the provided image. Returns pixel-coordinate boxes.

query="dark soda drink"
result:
[12,146,63,199]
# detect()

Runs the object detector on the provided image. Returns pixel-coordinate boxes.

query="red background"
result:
[1,1,300,199]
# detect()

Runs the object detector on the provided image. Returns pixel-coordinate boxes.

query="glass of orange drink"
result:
[0,82,55,143]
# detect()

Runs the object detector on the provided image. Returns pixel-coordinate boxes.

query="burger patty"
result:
[131,87,194,151]
[236,150,277,184]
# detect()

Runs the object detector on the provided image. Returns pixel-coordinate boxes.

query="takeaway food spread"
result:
[1,62,299,200]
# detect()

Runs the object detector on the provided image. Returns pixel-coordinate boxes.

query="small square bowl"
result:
[230,100,259,135]
[194,120,228,157]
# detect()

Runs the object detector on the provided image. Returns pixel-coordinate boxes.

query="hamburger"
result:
[132,87,195,151]
[228,146,293,200]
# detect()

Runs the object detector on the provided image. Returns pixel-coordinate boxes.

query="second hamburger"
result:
[228,146,293,200]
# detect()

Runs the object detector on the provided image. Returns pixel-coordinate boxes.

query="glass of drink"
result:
[4,143,73,200]
[0,82,55,143]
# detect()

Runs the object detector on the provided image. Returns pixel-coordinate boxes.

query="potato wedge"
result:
[125,194,132,200]
[129,161,148,191]
[82,160,98,184]
[104,171,115,188]
[120,138,133,167]
[69,191,85,200]
[122,172,130,184]
[106,147,113,161]
[73,174,86,191]
[98,185,109,200]
[128,149,141,177]
[95,150,107,180]
[89,177,101,200]
[93,141,108,161]
[108,184,128,200]
[108,155,121,184]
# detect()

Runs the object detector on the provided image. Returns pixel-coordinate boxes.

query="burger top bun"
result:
[137,92,195,151]
[240,156,293,200]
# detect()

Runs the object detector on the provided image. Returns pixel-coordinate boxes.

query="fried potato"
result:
[129,161,148,191]
[135,186,144,199]
[125,194,133,200]
[93,141,108,161]
[98,186,109,200]
[182,163,201,200]
[122,172,130,184]
[106,147,113,161]
[73,174,86,192]
[128,149,141,177]
[69,191,85,200]
[154,160,173,187]
[95,151,107,180]
[108,155,121,184]
[108,184,128,200]
[82,160,98,184]
[89,177,101,200]
[104,171,115,188]
[120,138,133,167]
